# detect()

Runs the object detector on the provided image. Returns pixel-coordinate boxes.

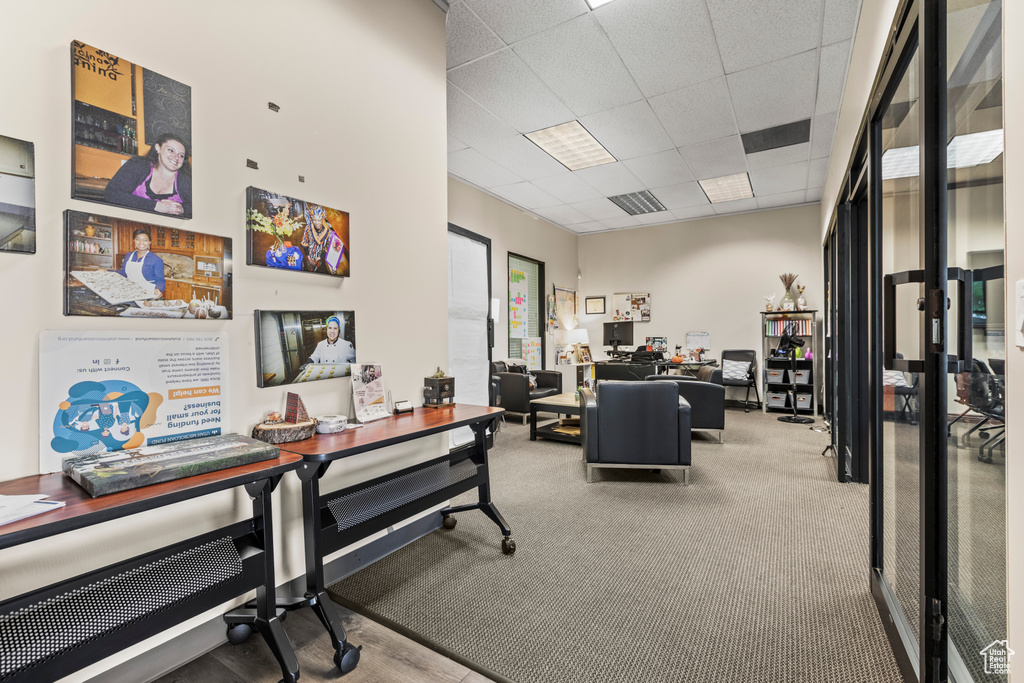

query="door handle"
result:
[883,268,971,374]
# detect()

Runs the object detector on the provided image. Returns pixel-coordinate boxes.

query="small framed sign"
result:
[585,296,605,315]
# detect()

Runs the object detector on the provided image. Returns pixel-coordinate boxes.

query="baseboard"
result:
[84,512,442,683]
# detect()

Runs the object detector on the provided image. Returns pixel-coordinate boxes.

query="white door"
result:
[448,229,490,448]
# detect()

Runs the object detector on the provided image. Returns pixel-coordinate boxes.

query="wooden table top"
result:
[280,404,504,462]
[530,393,581,408]
[0,452,303,550]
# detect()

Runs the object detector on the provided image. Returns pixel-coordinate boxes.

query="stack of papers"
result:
[0,495,66,527]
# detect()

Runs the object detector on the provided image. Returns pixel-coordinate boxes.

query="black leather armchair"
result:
[580,381,691,484]
[490,361,562,423]
[645,374,725,442]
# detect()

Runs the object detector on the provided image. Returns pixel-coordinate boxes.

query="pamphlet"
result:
[352,364,391,423]
[0,495,66,527]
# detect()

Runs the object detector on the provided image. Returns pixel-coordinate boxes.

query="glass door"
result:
[944,1,1006,679]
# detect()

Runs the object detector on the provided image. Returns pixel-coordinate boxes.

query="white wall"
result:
[447,178,580,386]
[1003,0,1022,671]
[577,204,823,394]
[0,1,447,679]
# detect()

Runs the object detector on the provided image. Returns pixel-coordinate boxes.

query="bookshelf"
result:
[761,309,818,415]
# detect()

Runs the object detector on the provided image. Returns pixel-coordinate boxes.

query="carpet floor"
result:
[328,408,904,683]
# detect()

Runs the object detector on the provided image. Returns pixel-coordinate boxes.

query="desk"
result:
[0,453,303,683]
[274,404,511,674]
[656,359,718,377]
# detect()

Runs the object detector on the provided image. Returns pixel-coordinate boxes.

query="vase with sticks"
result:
[779,273,798,311]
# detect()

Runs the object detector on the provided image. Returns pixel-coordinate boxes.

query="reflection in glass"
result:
[0,134,36,253]
[879,47,922,644]
[946,1,1006,679]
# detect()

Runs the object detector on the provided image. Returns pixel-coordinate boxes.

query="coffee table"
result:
[530,392,582,445]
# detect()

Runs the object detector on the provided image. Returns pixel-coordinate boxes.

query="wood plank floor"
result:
[153,600,495,683]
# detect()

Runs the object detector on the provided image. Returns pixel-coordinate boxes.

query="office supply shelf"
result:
[0,454,303,683]
[760,310,819,415]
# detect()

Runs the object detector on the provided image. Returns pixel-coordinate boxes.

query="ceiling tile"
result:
[571,197,630,221]
[746,142,811,170]
[463,0,589,44]
[623,149,694,187]
[706,0,823,73]
[650,181,710,210]
[572,221,608,233]
[579,100,675,160]
[448,83,519,149]
[807,157,829,187]
[446,1,505,69]
[448,136,468,153]
[573,162,645,196]
[712,197,760,214]
[492,182,562,209]
[672,204,717,220]
[749,160,810,196]
[513,14,644,117]
[601,216,642,229]
[448,148,524,188]
[678,135,748,180]
[728,50,819,132]
[810,111,838,158]
[534,203,593,225]
[822,0,862,46]
[448,49,575,132]
[594,0,724,98]
[757,190,808,209]
[649,78,738,148]
[633,210,675,225]
[476,134,571,180]
[806,186,824,202]
[816,41,852,116]
[531,173,604,203]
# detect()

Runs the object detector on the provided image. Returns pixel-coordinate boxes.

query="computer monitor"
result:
[603,321,634,353]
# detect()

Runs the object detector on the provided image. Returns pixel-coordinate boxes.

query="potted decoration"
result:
[779,273,798,311]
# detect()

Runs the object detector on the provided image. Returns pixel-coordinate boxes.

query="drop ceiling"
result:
[445,0,862,233]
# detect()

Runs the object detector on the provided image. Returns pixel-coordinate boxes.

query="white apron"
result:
[125,252,151,292]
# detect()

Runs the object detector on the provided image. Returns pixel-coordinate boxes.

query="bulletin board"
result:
[612,292,651,322]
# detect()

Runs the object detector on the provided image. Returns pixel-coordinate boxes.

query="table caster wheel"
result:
[227,623,252,645]
[501,537,516,555]
[442,514,457,529]
[335,642,362,674]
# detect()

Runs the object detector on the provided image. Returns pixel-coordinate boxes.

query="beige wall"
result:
[0,0,447,679]
[577,204,823,396]
[447,178,580,386]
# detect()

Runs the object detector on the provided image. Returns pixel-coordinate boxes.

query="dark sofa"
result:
[490,361,562,423]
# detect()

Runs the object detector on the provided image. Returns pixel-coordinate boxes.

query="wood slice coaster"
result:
[251,418,318,444]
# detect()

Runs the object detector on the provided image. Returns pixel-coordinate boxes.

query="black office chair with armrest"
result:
[579,381,692,484]
[720,349,761,412]
[645,374,725,442]
[490,361,562,423]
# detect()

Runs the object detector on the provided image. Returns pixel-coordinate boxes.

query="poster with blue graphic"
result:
[39,331,228,473]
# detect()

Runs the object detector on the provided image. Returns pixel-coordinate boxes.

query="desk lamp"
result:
[777,323,813,424]
[568,327,590,362]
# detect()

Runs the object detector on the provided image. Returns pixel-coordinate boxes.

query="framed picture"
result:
[63,210,232,319]
[577,344,592,363]
[585,296,605,315]
[246,186,350,277]
[0,133,36,253]
[254,310,356,387]
[71,41,192,219]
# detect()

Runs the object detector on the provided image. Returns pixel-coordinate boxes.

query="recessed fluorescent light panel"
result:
[698,173,754,203]
[881,129,1004,179]
[525,121,616,171]
[586,0,618,7]
[609,190,666,215]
